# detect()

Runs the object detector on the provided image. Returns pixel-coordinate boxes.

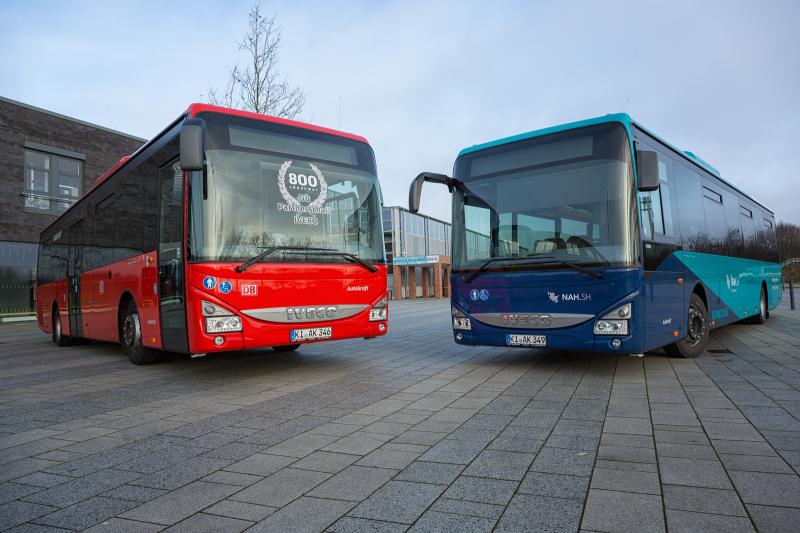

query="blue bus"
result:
[409,114,781,357]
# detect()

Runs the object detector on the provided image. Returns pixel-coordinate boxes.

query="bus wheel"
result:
[273,344,300,353]
[121,301,159,365]
[52,308,72,347]
[666,293,709,358]
[750,287,768,324]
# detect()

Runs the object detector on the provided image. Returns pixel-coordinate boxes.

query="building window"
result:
[23,148,83,214]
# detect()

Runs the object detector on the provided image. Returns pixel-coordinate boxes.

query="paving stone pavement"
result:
[0,292,799,532]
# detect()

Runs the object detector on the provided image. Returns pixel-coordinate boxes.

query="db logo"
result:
[241,284,258,296]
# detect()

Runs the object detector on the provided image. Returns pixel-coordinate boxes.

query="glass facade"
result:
[381,206,452,299]
[381,207,451,262]
[0,241,38,315]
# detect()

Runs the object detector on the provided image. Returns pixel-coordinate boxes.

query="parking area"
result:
[1,294,799,532]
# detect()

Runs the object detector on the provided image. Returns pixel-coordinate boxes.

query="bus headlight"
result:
[369,297,387,321]
[594,319,628,335]
[202,300,232,317]
[206,316,242,333]
[452,305,471,330]
[604,303,631,319]
[453,317,472,331]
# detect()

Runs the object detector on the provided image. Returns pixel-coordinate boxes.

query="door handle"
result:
[108,270,112,279]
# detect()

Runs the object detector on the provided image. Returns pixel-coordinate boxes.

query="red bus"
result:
[36,104,388,364]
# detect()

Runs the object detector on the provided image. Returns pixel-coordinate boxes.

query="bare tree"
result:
[208,4,306,119]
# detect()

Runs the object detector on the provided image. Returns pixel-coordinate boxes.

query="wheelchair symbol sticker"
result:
[479,289,490,301]
[219,281,232,294]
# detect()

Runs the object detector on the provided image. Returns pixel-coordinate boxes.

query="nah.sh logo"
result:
[241,284,258,296]
[547,291,560,303]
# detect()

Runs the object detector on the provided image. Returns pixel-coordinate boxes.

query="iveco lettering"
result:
[409,114,781,357]
[36,104,388,364]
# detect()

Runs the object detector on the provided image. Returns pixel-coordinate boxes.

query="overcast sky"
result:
[1,0,798,223]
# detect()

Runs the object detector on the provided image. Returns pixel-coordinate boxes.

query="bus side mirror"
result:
[180,119,206,171]
[636,150,660,191]
[409,172,454,213]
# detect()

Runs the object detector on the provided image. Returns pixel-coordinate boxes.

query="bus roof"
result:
[87,105,368,195]
[43,104,372,235]
[186,104,370,145]
[457,113,772,214]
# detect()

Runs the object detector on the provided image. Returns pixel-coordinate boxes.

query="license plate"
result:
[506,334,546,347]
[290,327,332,342]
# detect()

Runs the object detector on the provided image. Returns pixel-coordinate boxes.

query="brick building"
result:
[0,96,144,317]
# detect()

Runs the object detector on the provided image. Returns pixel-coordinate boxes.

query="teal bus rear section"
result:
[442,114,780,356]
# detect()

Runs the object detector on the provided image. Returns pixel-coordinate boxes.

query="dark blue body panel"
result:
[452,267,645,353]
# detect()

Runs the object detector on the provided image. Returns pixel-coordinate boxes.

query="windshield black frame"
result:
[188,112,385,265]
[451,122,639,274]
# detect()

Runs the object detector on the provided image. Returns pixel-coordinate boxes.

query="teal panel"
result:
[674,251,782,321]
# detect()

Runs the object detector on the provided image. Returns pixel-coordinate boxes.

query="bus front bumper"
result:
[452,316,642,354]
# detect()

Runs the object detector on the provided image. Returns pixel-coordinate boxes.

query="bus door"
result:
[67,219,84,338]
[157,161,189,353]
[639,148,685,350]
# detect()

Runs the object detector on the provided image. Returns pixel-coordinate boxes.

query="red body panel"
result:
[36,251,161,347]
[185,263,388,354]
[36,279,68,334]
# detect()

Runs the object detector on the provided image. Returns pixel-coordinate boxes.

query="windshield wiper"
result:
[316,251,378,273]
[527,256,603,280]
[464,255,546,283]
[464,255,603,283]
[236,246,330,273]
[236,246,378,274]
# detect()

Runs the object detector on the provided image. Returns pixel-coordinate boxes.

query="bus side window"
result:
[702,187,727,253]
[674,164,706,251]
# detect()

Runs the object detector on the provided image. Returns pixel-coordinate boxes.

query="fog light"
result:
[455,332,463,341]
[379,323,386,332]
[214,336,224,346]
[594,319,628,335]
[205,316,242,333]
[453,317,472,331]
[611,338,622,349]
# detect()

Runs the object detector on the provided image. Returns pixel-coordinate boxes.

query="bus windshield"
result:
[452,123,638,273]
[189,114,384,264]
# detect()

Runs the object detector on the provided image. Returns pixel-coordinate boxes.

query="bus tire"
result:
[52,308,72,347]
[121,301,159,365]
[666,293,709,358]
[750,287,768,324]
[273,344,300,353]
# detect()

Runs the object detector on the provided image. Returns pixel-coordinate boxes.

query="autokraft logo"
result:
[347,285,369,292]
[502,313,552,327]
[287,306,338,321]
